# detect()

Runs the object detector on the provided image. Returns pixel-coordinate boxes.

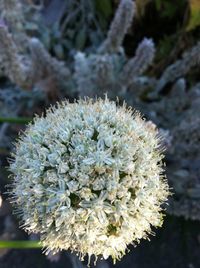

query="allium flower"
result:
[9,98,169,263]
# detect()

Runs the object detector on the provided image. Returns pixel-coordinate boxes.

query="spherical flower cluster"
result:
[9,98,169,263]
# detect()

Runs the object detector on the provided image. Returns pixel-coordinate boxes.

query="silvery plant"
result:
[0,0,155,100]
[9,98,169,264]
[74,0,155,98]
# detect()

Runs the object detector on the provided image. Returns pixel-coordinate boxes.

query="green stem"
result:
[0,240,42,249]
[0,117,32,124]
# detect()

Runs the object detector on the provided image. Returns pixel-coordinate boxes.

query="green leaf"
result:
[95,0,112,19]
[187,0,200,31]
[135,0,152,17]
[0,117,32,124]
[0,240,41,249]
[157,35,176,60]
[155,0,162,10]
[155,0,185,19]
[161,2,177,18]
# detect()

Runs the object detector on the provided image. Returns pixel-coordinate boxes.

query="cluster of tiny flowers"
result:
[9,98,169,263]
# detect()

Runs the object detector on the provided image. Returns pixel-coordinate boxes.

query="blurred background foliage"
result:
[25,0,200,61]
[31,0,200,72]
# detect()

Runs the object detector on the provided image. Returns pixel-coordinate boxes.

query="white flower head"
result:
[9,97,169,264]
